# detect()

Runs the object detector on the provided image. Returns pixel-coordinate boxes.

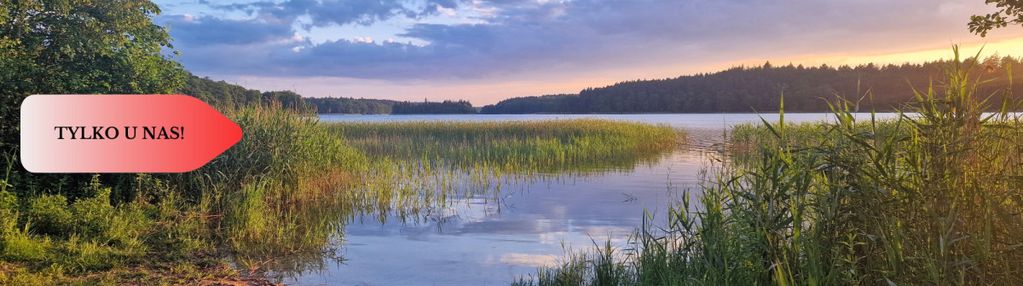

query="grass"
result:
[335,119,683,225]
[0,106,684,283]
[5,49,1019,285]
[512,48,1023,285]
[0,105,370,283]
[332,119,682,173]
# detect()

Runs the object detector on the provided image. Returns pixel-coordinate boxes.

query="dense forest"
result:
[184,76,474,115]
[478,94,575,114]
[180,74,311,112]
[190,57,1023,115]
[482,57,1023,113]
[392,100,476,114]
[305,97,397,114]
[306,97,476,114]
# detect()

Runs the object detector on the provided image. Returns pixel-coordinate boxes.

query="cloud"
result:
[211,0,456,27]
[160,15,295,46]
[160,0,1013,80]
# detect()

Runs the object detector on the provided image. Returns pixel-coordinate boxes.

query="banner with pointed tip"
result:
[20,94,242,173]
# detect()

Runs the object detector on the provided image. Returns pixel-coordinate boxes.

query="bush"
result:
[26,195,73,236]
[1,227,52,263]
[0,190,18,238]
[56,236,120,271]
[0,190,15,213]
[69,189,115,239]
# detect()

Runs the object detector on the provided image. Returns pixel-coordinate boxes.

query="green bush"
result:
[1,227,52,263]
[0,190,18,238]
[0,190,15,213]
[26,195,73,236]
[69,189,114,239]
[145,194,208,259]
[56,236,119,271]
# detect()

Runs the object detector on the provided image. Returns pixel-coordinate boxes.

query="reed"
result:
[0,106,685,283]
[331,119,683,227]
[0,105,371,283]
[331,119,682,174]
[512,48,1023,285]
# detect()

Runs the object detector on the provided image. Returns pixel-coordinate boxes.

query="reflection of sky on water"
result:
[287,149,712,285]
[319,112,903,129]
[290,113,899,285]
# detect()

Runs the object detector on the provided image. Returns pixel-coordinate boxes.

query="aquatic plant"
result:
[0,105,686,283]
[513,48,1023,285]
[332,119,682,174]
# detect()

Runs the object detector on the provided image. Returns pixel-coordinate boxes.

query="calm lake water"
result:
[318,113,901,130]
[287,113,898,286]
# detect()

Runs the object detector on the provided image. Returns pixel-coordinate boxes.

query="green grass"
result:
[330,119,682,225]
[332,119,682,173]
[0,107,684,283]
[0,105,371,282]
[512,48,1023,286]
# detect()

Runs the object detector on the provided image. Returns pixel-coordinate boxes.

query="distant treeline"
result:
[478,94,575,114]
[392,100,476,114]
[180,74,311,112]
[307,97,476,114]
[181,76,477,115]
[482,57,1023,113]
[187,56,1023,115]
[305,97,397,114]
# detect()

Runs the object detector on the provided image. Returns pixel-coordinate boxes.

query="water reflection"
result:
[318,113,903,129]
[282,146,712,285]
[274,114,876,285]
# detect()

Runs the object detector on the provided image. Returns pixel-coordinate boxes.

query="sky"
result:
[153,0,1023,105]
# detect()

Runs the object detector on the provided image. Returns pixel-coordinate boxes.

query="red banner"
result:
[20,94,242,173]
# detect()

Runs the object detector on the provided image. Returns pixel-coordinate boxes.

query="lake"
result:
[286,113,899,285]
[318,113,903,129]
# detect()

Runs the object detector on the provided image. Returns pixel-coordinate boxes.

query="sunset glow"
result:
[152,0,1023,104]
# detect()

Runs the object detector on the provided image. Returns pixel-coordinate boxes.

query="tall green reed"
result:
[513,47,1023,286]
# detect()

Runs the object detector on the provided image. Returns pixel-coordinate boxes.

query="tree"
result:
[969,0,1023,36]
[392,100,476,114]
[478,57,1023,114]
[305,97,397,114]
[0,0,184,155]
[1,0,185,194]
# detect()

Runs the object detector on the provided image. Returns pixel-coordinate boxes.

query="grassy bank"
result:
[0,105,370,284]
[512,50,1023,285]
[0,110,684,283]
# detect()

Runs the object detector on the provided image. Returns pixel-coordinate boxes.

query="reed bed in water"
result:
[187,117,684,275]
[0,85,684,285]
[212,117,684,272]
[330,119,683,174]
[333,119,684,225]
[513,49,1023,285]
